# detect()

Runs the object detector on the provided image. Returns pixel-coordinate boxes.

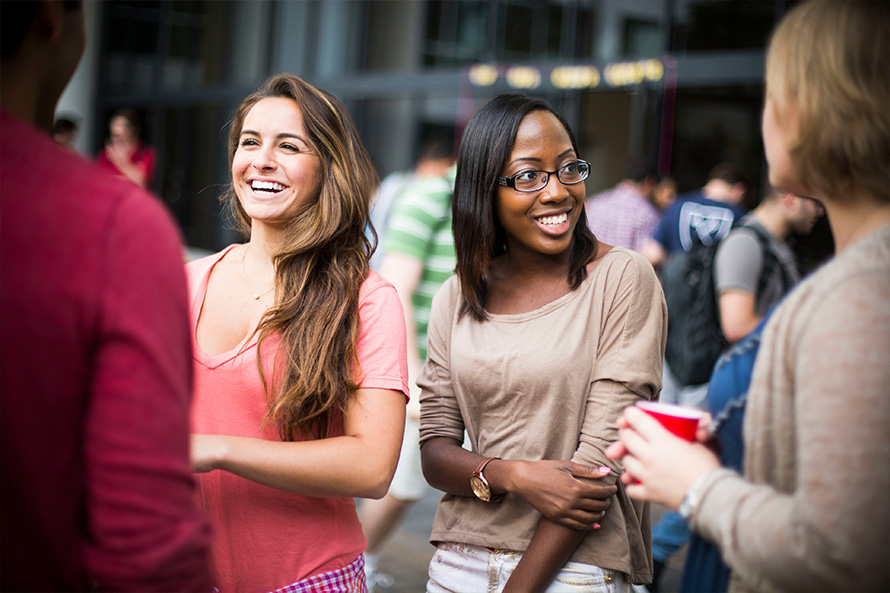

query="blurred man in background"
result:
[585,155,662,253]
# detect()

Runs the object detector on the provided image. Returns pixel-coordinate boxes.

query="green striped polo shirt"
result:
[382,165,456,361]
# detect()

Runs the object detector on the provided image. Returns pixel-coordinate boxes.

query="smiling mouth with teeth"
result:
[537,213,568,226]
[251,180,286,193]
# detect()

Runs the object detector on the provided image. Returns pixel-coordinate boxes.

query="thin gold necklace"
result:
[241,245,274,300]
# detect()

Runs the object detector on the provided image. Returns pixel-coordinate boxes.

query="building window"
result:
[623,18,660,58]
[671,0,792,53]
[424,0,489,66]
[423,0,595,67]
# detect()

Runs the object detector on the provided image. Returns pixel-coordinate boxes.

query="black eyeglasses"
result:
[498,160,590,192]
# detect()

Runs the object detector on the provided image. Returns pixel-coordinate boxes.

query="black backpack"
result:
[661,225,786,386]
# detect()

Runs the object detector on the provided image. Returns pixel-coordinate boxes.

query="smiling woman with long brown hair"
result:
[188,73,409,593]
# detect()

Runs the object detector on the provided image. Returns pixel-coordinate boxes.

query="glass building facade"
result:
[65,0,797,251]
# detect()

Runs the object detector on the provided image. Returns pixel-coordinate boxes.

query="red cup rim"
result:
[636,400,705,420]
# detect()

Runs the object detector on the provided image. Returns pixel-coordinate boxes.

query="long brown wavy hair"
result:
[223,73,379,441]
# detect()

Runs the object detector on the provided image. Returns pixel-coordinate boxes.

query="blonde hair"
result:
[223,73,378,440]
[765,0,889,203]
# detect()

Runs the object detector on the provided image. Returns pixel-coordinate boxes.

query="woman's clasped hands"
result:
[605,406,721,510]
[500,459,617,531]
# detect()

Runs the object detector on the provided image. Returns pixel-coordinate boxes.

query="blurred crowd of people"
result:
[2,1,887,593]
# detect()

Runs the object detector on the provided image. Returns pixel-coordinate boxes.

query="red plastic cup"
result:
[635,401,705,442]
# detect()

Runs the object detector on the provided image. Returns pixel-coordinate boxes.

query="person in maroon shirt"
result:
[0,1,213,591]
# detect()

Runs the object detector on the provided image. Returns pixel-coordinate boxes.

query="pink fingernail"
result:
[598,466,611,474]
[593,523,601,530]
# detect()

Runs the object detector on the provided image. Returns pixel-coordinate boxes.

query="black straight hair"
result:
[453,93,597,321]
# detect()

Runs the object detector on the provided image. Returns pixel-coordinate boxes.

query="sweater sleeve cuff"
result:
[688,467,743,539]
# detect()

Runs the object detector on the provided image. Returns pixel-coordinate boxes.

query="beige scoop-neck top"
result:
[419,247,667,583]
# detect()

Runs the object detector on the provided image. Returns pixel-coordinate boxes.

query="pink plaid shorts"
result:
[271,554,367,593]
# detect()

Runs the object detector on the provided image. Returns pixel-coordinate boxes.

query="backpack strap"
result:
[742,224,794,296]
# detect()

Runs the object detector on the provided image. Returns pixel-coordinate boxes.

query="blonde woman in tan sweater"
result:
[607,2,890,592]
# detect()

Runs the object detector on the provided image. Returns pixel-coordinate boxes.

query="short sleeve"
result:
[355,273,410,397]
[714,229,762,295]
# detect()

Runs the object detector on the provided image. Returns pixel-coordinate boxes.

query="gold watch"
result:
[470,457,504,503]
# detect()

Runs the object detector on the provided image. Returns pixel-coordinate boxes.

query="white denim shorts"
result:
[427,542,629,593]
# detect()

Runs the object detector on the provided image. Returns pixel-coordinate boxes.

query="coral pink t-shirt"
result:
[187,246,409,593]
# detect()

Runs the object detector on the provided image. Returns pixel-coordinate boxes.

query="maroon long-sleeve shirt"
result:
[1,110,213,592]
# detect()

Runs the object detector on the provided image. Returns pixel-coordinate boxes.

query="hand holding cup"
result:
[635,401,705,441]
[606,401,721,509]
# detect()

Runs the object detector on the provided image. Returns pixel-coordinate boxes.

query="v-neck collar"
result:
[190,244,261,369]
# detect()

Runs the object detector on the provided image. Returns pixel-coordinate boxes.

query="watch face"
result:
[470,476,491,501]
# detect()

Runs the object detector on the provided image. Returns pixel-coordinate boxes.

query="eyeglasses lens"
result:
[557,163,586,184]
[515,172,545,192]
[510,161,589,192]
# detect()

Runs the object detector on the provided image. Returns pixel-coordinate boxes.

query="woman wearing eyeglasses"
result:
[418,94,667,593]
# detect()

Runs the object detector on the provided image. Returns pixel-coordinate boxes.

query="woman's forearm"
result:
[197,433,395,498]
[193,388,406,498]
[503,519,588,593]
[420,436,486,497]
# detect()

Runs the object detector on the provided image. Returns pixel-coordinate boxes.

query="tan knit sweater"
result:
[692,223,890,593]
